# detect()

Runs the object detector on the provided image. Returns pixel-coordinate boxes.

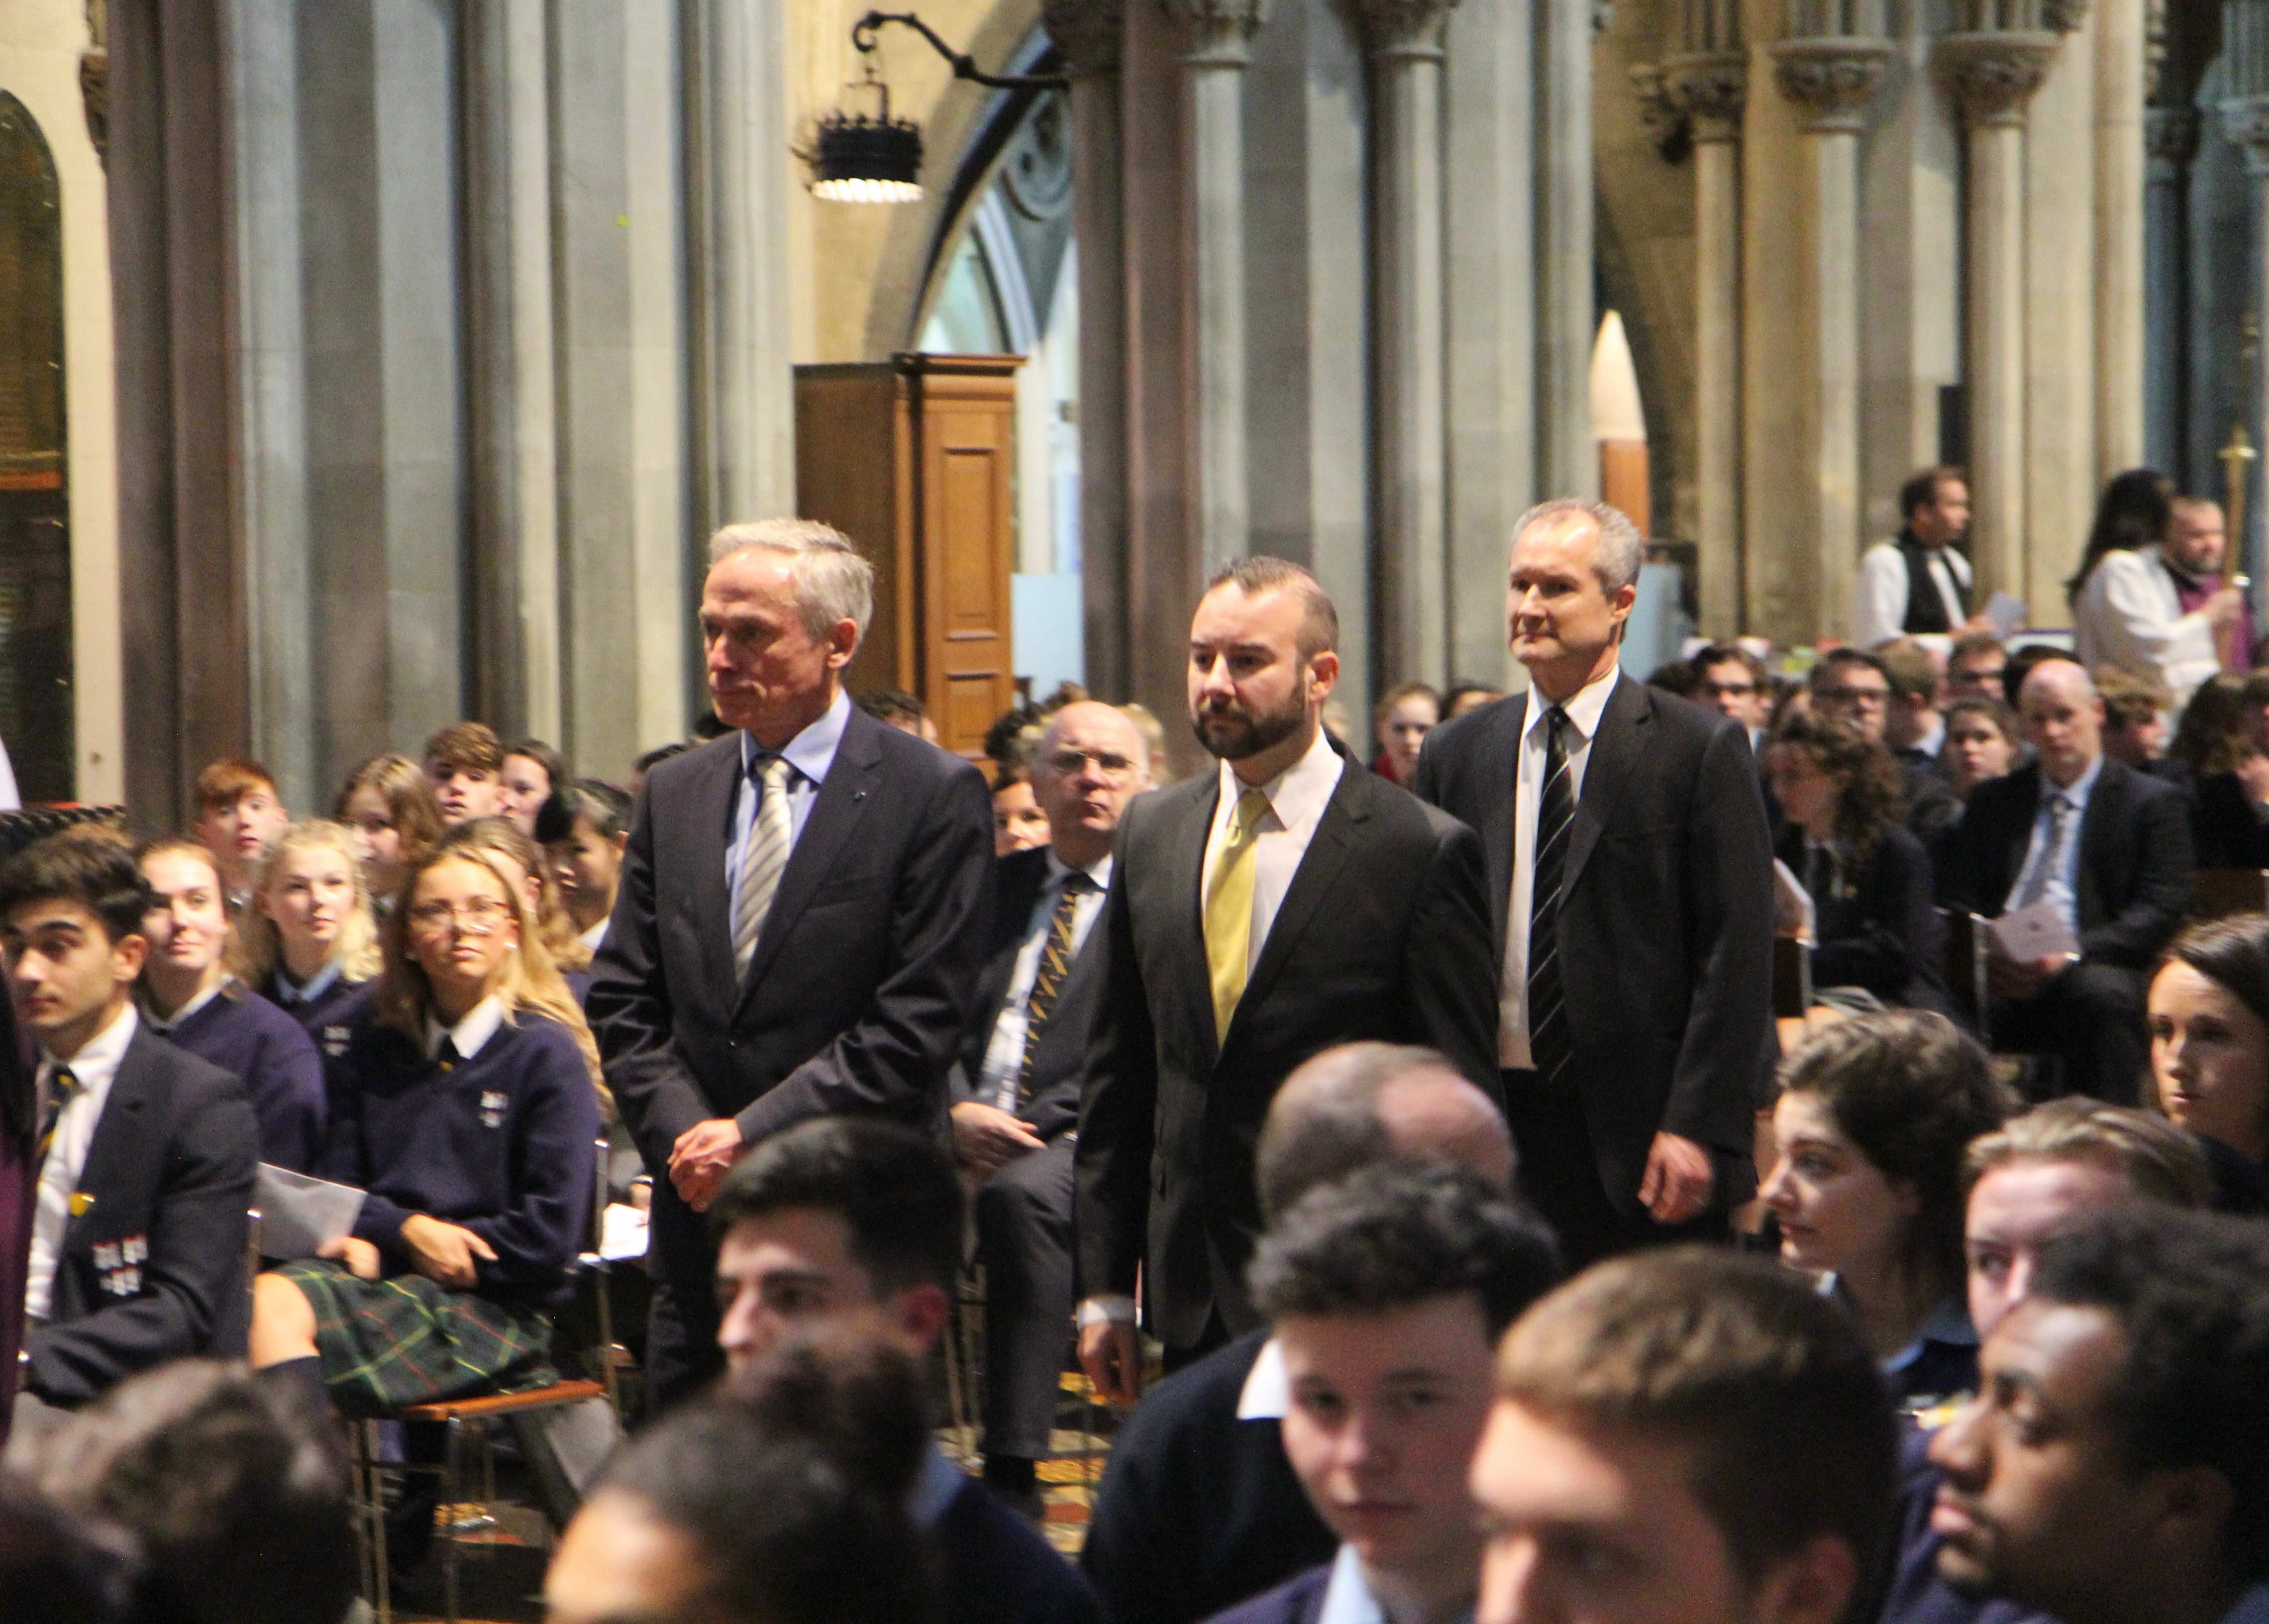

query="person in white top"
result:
[2071,469,2242,714]
[1853,468,1995,648]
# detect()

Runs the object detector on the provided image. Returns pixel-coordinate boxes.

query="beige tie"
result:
[1203,789,1272,1041]
[733,757,794,976]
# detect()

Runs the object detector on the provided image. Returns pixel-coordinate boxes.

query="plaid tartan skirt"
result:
[276,1260,558,1418]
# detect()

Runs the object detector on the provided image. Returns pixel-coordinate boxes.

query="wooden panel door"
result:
[911,357,1018,756]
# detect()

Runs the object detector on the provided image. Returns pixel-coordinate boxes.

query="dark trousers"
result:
[1503,1074,1728,1273]
[643,1186,724,1416]
[973,1134,1076,1461]
[1989,961,2149,1105]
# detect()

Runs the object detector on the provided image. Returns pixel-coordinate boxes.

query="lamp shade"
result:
[811,110,924,203]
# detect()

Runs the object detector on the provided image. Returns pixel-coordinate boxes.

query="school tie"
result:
[2013,793,2076,911]
[1527,708,1576,1085]
[36,1065,79,1167]
[734,755,795,977]
[1015,873,1096,1109]
[1204,789,1273,1043]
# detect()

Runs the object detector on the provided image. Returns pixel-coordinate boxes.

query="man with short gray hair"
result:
[589,518,996,1408]
[1416,499,1776,1267]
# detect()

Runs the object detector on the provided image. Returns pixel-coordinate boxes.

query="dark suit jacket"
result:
[1776,822,1952,1016]
[951,845,1106,1145]
[1937,758,2192,968]
[1076,754,1499,1345]
[2189,770,2269,870]
[1205,1567,1333,1624]
[0,977,30,1443]
[936,1474,1104,1624]
[24,1026,259,1407]
[1413,676,1776,1215]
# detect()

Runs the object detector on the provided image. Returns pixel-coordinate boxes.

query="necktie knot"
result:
[752,754,793,792]
[50,1065,78,1104]
[1230,788,1270,843]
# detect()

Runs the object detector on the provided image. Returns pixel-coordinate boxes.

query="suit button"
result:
[727,1036,741,1050]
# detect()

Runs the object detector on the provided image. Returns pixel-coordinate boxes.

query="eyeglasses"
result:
[1700,681,1757,699]
[1044,749,1138,781]
[407,897,512,934]
[1815,685,1888,708]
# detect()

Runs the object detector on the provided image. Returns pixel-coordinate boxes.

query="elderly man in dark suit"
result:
[1939,659,2192,1104]
[951,699,1149,1513]
[1415,498,1776,1269]
[587,519,995,1407]
[1075,558,1499,1403]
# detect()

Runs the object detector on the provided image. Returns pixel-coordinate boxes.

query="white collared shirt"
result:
[1237,1335,1290,1419]
[141,975,230,1034]
[27,1002,139,1322]
[578,917,608,954]
[2073,545,2223,711]
[976,851,1114,1107]
[2009,753,2104,939]
[1315,1542,1475,1624]
[1502,664,1622,1069]
[727,686,853,923]
[1854,538,1972,648]
[272,956,344,1007]
[425,995,507,1062]
[1201,726,1345,974]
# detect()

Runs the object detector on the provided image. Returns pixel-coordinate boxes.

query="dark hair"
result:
[721,1331,931,1506]
[422,720,504,775]
[31,1360,354,1624]
[1780,1012,2013,1298]
[693,709,733,741]
[2159,917,2269,1154]
[1205,556,1341,658]
[0,1472,132,1624]
[332,752,446,866]
[0,830,152,946]
[2169,675,2252,776]
[1899,465,1967,522]
[1496,1247,1898,1589]
[505,737,568,796]
[555,778,633,843]
[991,760,1031,794]
[2001,645,2082,710]
[1441,681,1509,717]
[634,740,693,776]
[858,688,929,728]
[1769,712,1906,869]
[1873,638,1940,706]
[2069,467,2175,604]
[1945,695,2019,747]
[984,705,1043,770]
[1809,647,1890,694]
[709,1117,964,1297]
[1646,659,1699,698]
[2030,1208,2269,1582]
[1250,1163,1560,1339]
[1693,643,1770,692]
[1948,632,2006,672]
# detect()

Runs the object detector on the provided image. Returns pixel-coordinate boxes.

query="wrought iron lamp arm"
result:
[850,9,1069,90]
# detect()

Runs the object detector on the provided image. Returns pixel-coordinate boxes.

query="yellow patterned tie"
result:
[1204,789,1272,1041]
[36,1065,79,1166]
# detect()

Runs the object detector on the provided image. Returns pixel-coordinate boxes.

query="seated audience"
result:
[1439,680,1508,720]
[1943,696,2021,804]
[991,762,1050,856]
[28,1359,354,1624]
[1812,647,1961,842]
[1207,1163,1559,1624]
[332,752,444,911]
[2071,467,2233,714]
[136,838,326,1171]
[707,1117,1103,1624]
[1693,642,1773,751]
[241,820,381,1058]
[1768,713,1951,1015]
[2189,672,2269,867]
[1083,1041,1515,1624]
[542,779,632,957]
[859,686,941,744]
[441,814,595,983]
[2167,672,2250,794]
[422,721,508,828]
[1928,1207,2269,1624]
[2148,915,2269,1211]
[1946,633,2011,704]
[1999,644,2081,709]
[0,1470,132,1624]
[245,841,600,1422]
[1646,657,1699,698]
[1371,682,1439,787]
[1880,637,1957,772]
[190,759,288,915]
[0,833,256,1445]
[2096,667,2172,770]
[1765,1013,2010,1410]
[1939,659,2193,1104]
[954,703,1148,1514]
[1471,1247,1896,1624]
[499,737,568,838]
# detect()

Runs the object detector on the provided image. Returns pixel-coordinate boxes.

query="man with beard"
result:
[1075,558,1499,1398]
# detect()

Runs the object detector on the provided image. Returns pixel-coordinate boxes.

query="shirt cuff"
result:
[1077,1295,1137,1327]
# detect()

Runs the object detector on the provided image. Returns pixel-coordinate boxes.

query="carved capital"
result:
[1163,0,1269,65]
[1935,30,2058,128]
[2225,96,2269,175]
[2040,0,2088,31]
[1770,36,1892,132]
[1660,49,1748,141]
[1042,0,1124,76]
[1349,0,1457,60]
[2144,104,2199,168]
[1628,64,1692,162]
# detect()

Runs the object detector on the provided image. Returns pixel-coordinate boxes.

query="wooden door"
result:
[909,356,1018,756]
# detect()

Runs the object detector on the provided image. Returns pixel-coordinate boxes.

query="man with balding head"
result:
[1940,659,2192,1102]
[1082,1042,1515,1624]
[951,701,1149,1510]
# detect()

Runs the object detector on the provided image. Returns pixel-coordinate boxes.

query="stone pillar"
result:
[2225,0,2269,585]
[1938,25,2059,608]
[1166,0,1267,571]
[686,0,796,533]
[2095,0,2146,477]
[1539,0,1595,497]
[1356,0,1455,687]
[1772,30,1891,641]
[2143,102,2199,476]
[1042,0,1131,699]
[1660,43,1746,635]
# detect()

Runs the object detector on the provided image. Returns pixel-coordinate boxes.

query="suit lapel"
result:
[1482,696,1526,952]
[685,738,744,1008]
[1561,675,1649,894]
[1161,774,1224,1069]
[2001,765,2044,906]
[68,1031,155,1247]
[1231,768,1367,1042]
[736,709,886,1007]
[2075,762,2122,929]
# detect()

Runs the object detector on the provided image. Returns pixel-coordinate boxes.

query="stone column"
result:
[2143,102,2199,475]
[1356,0,1455,687]
[1772,29,1891,641]
[1539,0,1595,496]
[1938,25,2059,607]
[1042,0,1131,698]
[2225,0,2269,583]
[2095,0,2146,477]
[1165,0,1267,571]
[1660,42,1746,635]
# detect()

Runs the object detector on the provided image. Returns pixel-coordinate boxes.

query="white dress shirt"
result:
[1853,539,1972,648]
[271,955,344,1009]
[2008,754,2103,941]
[140,975,230,1035]
[26,1002,139,1323]
[426,994,507,1061]
[1502,663,1622,1069]
[577,918,609,954]
[1201,725,1345,974]
[975,851,1113,1108]
[2073,545,2223,712]
[727,687,852,926]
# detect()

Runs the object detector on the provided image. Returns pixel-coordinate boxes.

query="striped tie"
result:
[1014,873,1094,1108]
[733,756,795,977]
[1527,708,1575,1084]
[36,1065,79,1166]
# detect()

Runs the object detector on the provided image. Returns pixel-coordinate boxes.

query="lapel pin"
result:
[852,791,867,803]
[70,1192,94,1217]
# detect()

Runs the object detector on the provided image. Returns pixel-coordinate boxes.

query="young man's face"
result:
[713,1206,942,1378]
[1,898,145,1057]
[1277,1295,1499,1601]
[1962,1158,2131,1341]
[196,785,287,884]
[426,757,504,825]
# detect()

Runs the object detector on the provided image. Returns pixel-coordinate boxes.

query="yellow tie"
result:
[1204,789,1272,1041]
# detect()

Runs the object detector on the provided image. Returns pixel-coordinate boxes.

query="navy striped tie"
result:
[1527,708,1575,1084]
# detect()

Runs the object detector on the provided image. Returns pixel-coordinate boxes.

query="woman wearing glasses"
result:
[244,841,601,1422]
